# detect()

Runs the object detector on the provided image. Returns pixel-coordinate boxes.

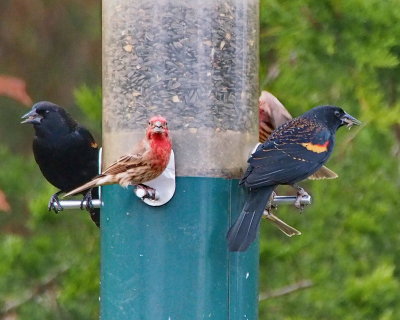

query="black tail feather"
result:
[86,187,100,228]
[89,208,100,228]
[227,186,275,252]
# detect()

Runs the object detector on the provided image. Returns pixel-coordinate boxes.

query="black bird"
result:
[227,105,361,251]
[21,101,100,227]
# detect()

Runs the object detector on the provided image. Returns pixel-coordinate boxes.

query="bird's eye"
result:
[165,122,168,126]
[45,110,50,114]
[334,110,341,117]
[148,121,151,125]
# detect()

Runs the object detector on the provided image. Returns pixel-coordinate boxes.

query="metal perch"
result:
[58,199,102,210]
[57,194,311,210]
[272,195,311,206]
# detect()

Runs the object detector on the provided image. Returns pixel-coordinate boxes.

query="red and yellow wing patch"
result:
[90,141,98,148]
[301,141,329,153]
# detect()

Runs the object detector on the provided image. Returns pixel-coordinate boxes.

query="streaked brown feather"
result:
[102,154,143,175]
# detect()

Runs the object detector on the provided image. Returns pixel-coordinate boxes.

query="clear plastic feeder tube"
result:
[103,0,259,178]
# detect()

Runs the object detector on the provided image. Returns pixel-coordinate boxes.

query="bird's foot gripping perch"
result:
[48,191,63,213]
[133,149,176,207]
[80,189,95,212]
[135,184,158,201]
[269,191,278,210]
[294,186,310,211]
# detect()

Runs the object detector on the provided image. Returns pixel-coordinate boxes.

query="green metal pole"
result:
[101,179,259,319]
[101,0,259,319]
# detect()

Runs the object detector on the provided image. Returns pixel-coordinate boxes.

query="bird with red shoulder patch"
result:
[227,105,361,251]
[21,101,100,227]
[259,90,338,180]
[64,116,172,198]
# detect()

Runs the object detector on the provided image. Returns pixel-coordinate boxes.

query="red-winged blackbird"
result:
[259,90,337,180]
[21,101,100,227]
[227,105,361,251]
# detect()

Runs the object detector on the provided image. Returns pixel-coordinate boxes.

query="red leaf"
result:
[0,75,32,106]
[0,189,11,212]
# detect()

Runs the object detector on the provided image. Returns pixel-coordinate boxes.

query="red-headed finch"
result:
[64,116,172,197]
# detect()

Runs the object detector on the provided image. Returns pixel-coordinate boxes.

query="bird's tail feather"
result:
[63,175,112,197]
[227,186,275,252]
[264,211,301,237]
[308,165,338,180]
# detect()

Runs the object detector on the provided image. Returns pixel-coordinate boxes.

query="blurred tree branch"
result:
[259,280,313,301]
[0,265,70,318]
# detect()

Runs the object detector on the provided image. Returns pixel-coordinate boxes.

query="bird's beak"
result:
[21,109,42,124]
[152,121,164,133]
[340,112,361,128]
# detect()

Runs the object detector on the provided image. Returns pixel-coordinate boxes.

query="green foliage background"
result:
[0,0,399,319]
[259,1,400,319]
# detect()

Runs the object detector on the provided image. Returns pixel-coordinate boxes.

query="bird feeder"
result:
[101,0,260,319]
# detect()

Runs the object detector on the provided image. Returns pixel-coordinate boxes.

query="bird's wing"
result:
[244,122,333,188]
[101,154,144,175]
[101,141,148,176]
[75,126,98,150]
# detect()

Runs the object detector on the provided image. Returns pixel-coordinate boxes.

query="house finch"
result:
[259,91,338,180]
[21,101,100,227]
[227,106,361,251]
[64,116,172,197]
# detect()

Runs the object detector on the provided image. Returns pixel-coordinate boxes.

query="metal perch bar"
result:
[57,195,311,210]
[272,195,311,206]
[58,200,102,209]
